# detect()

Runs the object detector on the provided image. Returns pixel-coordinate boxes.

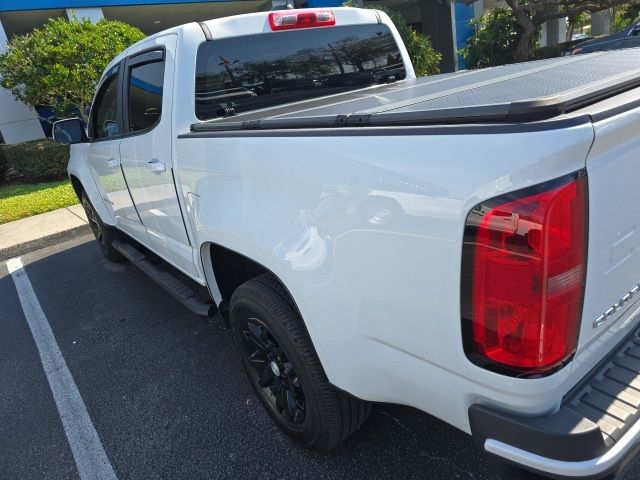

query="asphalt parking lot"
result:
[2,234,640,480]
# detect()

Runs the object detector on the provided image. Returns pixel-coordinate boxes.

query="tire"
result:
[81,192,123,263]
[230,274,371,450]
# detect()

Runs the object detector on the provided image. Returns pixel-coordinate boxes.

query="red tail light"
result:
[269,9,336,31]
[462,172,588,376]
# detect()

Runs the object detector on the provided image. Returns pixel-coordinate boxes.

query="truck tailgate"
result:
[580,99,640,351]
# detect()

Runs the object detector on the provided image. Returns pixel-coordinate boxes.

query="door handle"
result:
[106,157,120,168]
[146,159,166,173]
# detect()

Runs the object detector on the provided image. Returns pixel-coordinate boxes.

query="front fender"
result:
[67,142,114,226]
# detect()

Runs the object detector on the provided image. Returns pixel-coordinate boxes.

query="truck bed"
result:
[192,48,640,132]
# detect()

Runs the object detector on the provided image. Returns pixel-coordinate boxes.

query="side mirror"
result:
[52,118,87,145]
[632,25,640,36]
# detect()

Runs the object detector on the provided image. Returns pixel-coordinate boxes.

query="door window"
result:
[90,66,121,140]
[127,56,165,133]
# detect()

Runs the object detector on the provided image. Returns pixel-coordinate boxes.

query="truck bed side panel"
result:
[176,122,594,433]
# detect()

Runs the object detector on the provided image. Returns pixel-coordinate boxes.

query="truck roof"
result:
[192,48,640,132]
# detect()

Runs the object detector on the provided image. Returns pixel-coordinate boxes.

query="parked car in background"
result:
[571,33,590,41]
[571,21,640,54]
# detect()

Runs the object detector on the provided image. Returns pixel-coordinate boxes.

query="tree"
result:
[613,1,640,31]
[461,0,640,61]
[343,0,442,76]
[566,12,589,41]
[460,8,526,68]
[0,17,145,117]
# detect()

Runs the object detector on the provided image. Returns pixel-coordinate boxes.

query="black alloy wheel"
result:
[239,317,306,425]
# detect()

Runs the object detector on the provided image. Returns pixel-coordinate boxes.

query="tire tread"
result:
[233,273,371,450]
[81,193,123,263]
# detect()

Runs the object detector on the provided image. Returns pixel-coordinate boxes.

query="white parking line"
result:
[7,257,118,480]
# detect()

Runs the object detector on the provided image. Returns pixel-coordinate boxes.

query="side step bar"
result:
[112,239,215,317]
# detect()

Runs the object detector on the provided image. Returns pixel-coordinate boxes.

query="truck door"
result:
[86,63,147,245]
[119,35,197,277]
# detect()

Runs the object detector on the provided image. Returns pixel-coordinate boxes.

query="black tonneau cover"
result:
[191,49,640,132]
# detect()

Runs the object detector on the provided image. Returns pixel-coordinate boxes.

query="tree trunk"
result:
[506,0,538,62]
[514,25,538,61]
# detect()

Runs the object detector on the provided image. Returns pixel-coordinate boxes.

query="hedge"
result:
[532,39,588,60]
[0,138,69,184]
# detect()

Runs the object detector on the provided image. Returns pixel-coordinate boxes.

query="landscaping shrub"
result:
[613,4,640,32]
[343,0,442,76]
[461,8,530,69]
[1,139,69,183]
[532,39,587,60]
[0,17,145,116]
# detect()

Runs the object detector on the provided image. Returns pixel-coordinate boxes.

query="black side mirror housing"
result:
[632,25,640,36]
[52,118,87,145]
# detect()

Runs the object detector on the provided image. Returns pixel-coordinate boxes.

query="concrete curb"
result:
[0,205,92,262]
[0,224,91,262]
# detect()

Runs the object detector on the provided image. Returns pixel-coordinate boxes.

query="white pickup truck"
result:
[53,7,640,479]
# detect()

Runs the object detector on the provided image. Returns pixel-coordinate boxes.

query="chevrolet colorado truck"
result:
[53,7,640,479]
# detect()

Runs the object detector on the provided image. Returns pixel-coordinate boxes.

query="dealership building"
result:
[0,0,541,144]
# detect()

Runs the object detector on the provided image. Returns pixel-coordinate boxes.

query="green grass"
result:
[0,180,78,225]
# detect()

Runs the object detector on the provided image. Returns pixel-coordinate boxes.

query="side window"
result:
[91,67,121,140]
[127,56,165,133]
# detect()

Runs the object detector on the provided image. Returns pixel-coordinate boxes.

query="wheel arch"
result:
[69,174,85,201]
[200,240,294,306]
[198,240,336,381]
[68,173,115,227]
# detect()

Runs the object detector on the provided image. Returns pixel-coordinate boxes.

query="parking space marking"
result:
[7,257,118,480]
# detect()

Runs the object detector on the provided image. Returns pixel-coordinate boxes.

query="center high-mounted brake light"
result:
[461,172,588,377]
[268,9,336,31]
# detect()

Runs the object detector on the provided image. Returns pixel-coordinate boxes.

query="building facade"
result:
[0,0,482,144]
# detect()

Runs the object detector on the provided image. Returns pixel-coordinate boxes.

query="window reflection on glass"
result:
[92,68,121,139]
[195,24,405,120]
[128,60,164,132]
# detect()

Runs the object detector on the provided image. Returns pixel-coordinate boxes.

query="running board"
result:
[112,239,214,317]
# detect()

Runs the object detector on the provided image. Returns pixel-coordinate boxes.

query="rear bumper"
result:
[470,328,640,479]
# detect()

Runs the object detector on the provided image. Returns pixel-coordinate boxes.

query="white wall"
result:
[0,19,45,145]
[65,7,104,22]
[473,0,484,18]
[591,10,612,37]
[270,0,292,8]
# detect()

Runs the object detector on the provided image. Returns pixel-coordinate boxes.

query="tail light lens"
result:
[462,172,588,376]
[269,9,336,31]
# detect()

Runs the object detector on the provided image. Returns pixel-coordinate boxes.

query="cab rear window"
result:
[194,24,405,120]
